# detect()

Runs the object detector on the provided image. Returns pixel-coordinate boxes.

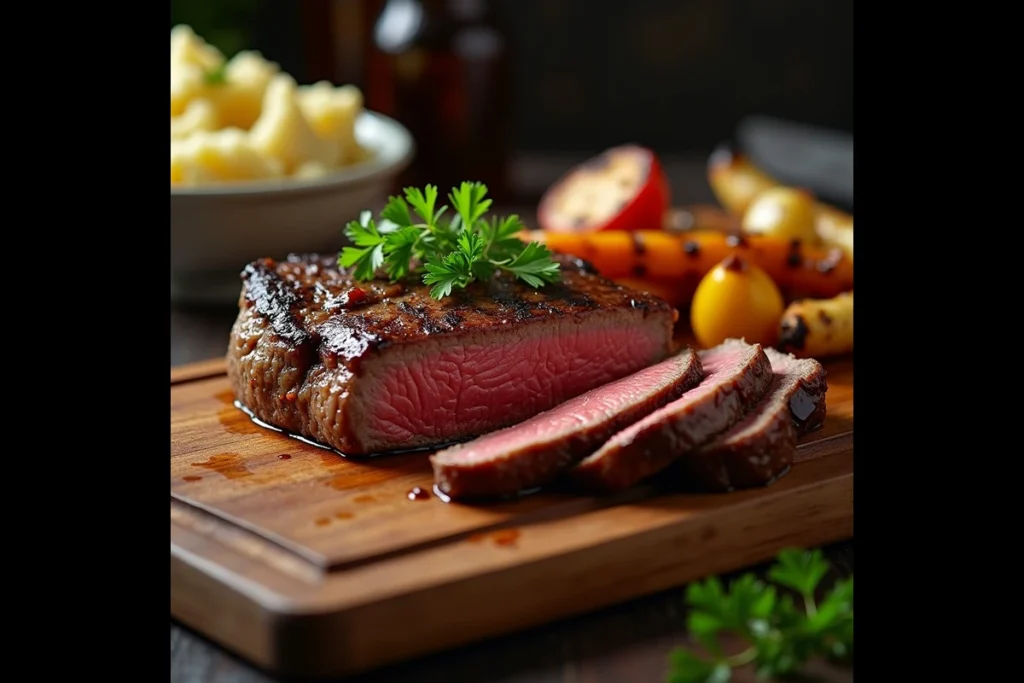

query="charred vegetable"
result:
[537,145,671,233]
[525,229,853,302]
[778,292,854,359]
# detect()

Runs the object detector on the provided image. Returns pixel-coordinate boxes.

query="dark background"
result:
[170,0,853,155]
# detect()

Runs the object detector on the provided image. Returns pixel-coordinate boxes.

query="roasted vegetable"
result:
[708,146,854,259]
[707,146,778,216]
[742,186,821,246]
[690,255,784,348]
[525,229,853,301]
[778,291,854,359]
[537,145,670,233]
[814,203,854,259]
[664,204,740,234]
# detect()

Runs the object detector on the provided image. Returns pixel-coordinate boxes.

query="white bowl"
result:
[171,111,414,305]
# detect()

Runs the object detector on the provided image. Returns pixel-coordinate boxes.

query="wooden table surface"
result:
[170,157,852,682]
[170,304,853,683]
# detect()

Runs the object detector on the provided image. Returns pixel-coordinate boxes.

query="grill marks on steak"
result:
[567,339,773,493]
[227,253,676,455]
[430,349,705,499]
[669,349,828,492]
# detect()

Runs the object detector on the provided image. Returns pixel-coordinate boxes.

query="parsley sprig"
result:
[339,182,561,299]
[668,548,853,683]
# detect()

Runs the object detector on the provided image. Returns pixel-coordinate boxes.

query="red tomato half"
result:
[537,145,671,233]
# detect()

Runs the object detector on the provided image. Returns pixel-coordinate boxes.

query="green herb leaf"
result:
[341,181,561,300]
[423,250,473,299]
[767,548,831,597]
[404,184,440,227]
[380,195,413,229]
[667,649,718,683]
[666,549,852,683]
[339,214,387,280]
[383,227,420,281]
[502,241,561,288]
[449,181,492,232]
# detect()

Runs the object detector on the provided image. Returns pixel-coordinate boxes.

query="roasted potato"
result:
[708,146,777,216]
[777,292,853,359]
[742,186,821,246]
[708,147,854,260]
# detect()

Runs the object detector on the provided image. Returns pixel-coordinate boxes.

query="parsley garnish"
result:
[667,548,853,682]
[339,182,561,300]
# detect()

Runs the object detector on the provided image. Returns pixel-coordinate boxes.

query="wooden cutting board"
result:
[171,350,853,679]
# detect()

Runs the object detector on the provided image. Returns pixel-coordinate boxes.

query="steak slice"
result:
[227,253,677,455]
[567,339,773,492]
[430,349,705,499]
[763,347,828,437]
[668,349,828,492]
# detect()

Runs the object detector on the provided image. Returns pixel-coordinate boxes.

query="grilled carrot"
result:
[527,229,853,301]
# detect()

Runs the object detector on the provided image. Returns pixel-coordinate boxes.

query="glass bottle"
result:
[366,0,513,199]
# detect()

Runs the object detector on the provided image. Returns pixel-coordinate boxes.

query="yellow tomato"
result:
[690,255,785,348]
[742,186,820,245]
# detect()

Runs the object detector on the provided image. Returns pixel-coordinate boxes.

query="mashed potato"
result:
[170,25,370,187]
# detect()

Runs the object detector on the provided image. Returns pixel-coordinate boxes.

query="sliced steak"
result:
[227,254,677,455]
[763,348,828,437]
[431,349,705,499]
[567,339,773,492]
[669,349,828,492]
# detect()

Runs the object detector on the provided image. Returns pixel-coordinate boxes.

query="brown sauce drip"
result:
[492,529,520,547]
[232,399,444,460]
[191,453,252,480]
[466,529,521,547]
[277,454,292,460]
[315,517,331,526]
[353,494,376,503]
[335,511,355,520]
[182,475,202,482]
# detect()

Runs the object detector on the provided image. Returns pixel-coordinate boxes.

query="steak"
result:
[226,253,677,455]
[567,339,773,492]
[431,349,705,500]
[668,348,828,492]
[763,347,828,438]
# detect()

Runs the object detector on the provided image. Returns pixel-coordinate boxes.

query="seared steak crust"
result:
[227,253,676,455]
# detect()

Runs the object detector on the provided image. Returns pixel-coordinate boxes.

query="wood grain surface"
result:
[170,351,853,679]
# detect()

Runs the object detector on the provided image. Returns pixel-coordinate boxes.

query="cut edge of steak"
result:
[669,350,828,492]
[430,348,705,500]
[763,347,828,437]
[227,253,678,455]
[566,339,773,493]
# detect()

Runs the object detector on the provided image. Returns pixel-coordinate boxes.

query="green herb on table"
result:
[339,182,561,300]
[667,548,853,683]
